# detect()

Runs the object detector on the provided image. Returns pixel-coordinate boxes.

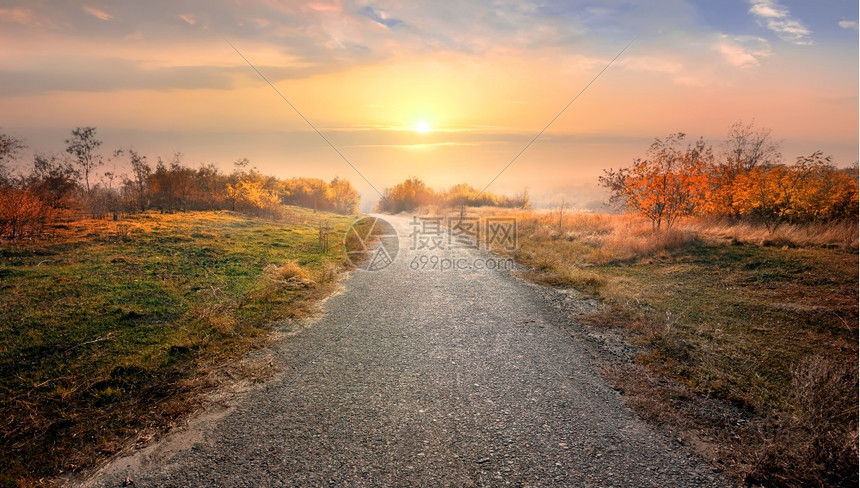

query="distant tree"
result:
[29,153,79,208]
[65,127,104,194]
[0,131,25,185]
[100,160,125,219]
[600,133,713,230]
[377,177,437,213]
[279,177,333,211]
[227,168,281,217]
[168,154,195,211]
[514,188,530,209]
[192,163,228,210]
[329,177,360,214]
[117,148,151,212]
[444,183,480,208]
[148,157,174,212]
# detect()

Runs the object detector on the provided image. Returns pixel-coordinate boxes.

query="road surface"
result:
[82,215,729,487]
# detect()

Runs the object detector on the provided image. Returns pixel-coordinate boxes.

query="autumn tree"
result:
[279,177,333,211]
[733,152,859,229]
[65,127,104,195]
[191,163,229,210]
[227,168,281,217]
[168,156,196,211]
[600,133,713,230]
[329,176,360,214]
[0,187,52,239]
[377,177,437,213]
[709,121,782,217]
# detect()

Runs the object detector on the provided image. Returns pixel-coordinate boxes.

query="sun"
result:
[413,120,432,133]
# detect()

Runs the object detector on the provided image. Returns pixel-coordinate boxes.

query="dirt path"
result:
[81,215,730,487]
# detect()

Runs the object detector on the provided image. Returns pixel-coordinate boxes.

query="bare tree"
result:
[722,121,781,172]
[117,148,151,212]
[0,130,25,185]
[65,127,104,194]
[29,153,79,208]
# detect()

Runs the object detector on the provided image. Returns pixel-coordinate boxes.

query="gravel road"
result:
[81,215,731,487]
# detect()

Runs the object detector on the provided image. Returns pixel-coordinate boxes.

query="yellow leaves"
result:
[228,171,280,215]
[604,133,858,230]
[728,155,858,228]
[601,133,712,229]
[0,187,54,238]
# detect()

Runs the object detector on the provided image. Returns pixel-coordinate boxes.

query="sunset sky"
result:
[1,0,857,209]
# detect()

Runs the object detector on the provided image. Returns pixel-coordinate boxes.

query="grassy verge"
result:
[485,209,857,486]
[0,208,355,487]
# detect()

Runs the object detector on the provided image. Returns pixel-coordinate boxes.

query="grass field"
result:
[485,209,858,486]
[0,208,355,487]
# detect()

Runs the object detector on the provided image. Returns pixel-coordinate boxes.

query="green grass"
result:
[593,243,857,411]
[0,208,355,486]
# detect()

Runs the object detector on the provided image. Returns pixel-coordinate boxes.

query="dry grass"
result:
[688,218,859,250]
[745,355,859,487]
[512,210,857,268]
[513,211,697,272]
[264,260,316,289]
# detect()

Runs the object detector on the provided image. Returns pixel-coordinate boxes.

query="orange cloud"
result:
[0,8,45,27]
[82,5,112,21]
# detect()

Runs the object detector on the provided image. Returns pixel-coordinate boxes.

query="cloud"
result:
[714,35,771,68]
[82,5,112,21]
[357,5,404,29]
[0,7,36,25]
[749,0,787,19]
[748,0,813,45]
[838,19,858,31]
[178,13,197,26]
[0,7,58,28]
[0,55,352,96]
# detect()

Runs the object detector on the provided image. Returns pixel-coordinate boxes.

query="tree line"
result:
[376,177,529,213]
[600,122,859,230]
[0,127,360,239]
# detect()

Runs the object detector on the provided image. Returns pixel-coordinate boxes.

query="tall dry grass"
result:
[515,210,857,265]
[687,218,859,249]
[515,210,697,266]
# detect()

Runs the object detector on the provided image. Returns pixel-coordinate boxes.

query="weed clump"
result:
[746,355,859,487]
[264,260,316,289]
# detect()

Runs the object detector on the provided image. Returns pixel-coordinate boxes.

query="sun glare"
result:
[414,120,432,133]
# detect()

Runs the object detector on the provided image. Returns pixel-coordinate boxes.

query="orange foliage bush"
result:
[376,178,528,213]
[603,128,858,230]
[0,187,53,239]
